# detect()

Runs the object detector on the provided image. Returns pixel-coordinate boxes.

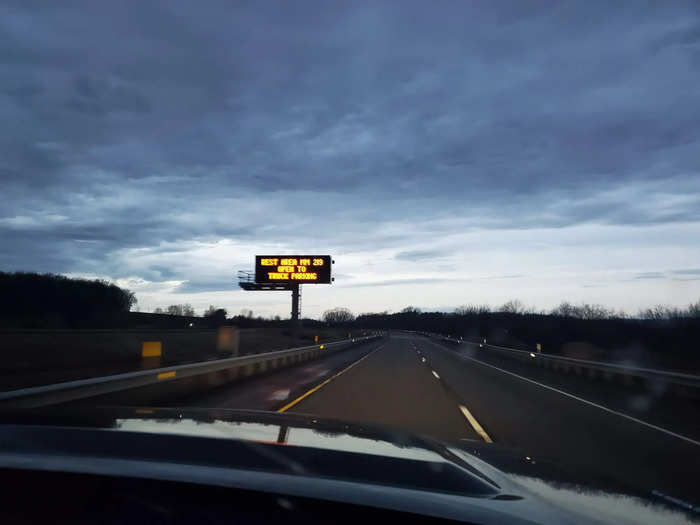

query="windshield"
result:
[1,1,698,519]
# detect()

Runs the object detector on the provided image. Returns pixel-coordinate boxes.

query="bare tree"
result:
[127,294,138,311]
[204,305,219,317]
[551,301,575,317]
[499,299,525,314]
[322,307,355,324]
[182,303,195,316]
[579,303,613,320]
[551,302,621,319]
[401,306,421,314]
[165,305,182,316]
[164,304,195,316]
[688,300,700,318]
[203,305,227,326]
[639,304,683,320]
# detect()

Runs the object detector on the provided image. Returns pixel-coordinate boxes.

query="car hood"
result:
[0,406,695,524]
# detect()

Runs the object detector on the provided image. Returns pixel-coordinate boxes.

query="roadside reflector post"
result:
[141,341,162,370]
[314,335,318,343]
[536,343,542,353]
[217,326,239,356]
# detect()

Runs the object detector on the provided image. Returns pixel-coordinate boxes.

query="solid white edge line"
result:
[439,343,700,447]
[459,404,493,443]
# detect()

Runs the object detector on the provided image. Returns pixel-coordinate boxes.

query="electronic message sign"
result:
[255,255,332,284]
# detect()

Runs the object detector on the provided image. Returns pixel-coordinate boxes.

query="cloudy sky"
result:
[2,1,700,317]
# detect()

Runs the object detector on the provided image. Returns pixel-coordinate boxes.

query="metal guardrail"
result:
[0,335,383,409]
[411,331,700,392]
[478,341,700,386]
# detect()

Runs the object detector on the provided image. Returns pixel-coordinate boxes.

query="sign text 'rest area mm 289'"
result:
[255,256,332,284]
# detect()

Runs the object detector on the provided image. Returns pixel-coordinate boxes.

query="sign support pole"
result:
[291,284,301,334]
[239,256,333,338]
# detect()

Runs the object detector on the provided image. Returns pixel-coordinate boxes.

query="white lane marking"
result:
[442,345,700,447]
[432,370,440,379]
[459,404,493,443]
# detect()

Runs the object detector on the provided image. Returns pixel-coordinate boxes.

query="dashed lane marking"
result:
[425,340,700,447]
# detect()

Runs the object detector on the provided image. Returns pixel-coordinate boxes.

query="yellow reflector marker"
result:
[319,345,325,350]
[157,370,176,380]
[142,341,162,357]
[529,352,536,358]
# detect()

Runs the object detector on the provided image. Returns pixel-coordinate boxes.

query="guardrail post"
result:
[217,326,239,356]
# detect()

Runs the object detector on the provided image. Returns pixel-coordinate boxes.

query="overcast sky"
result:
[2,1,700,317]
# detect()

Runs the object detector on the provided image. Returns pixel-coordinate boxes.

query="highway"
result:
[173,332,700,504]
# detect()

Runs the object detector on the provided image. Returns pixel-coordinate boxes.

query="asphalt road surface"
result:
[169,338,386,412]
[176,332,700,504]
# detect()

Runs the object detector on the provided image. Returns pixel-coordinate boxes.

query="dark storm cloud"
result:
[1,1,700,284]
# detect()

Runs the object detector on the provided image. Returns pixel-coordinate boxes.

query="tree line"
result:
[0,272,136,328]
[454,299,700,320]
[320,300,700,370]
[153,304,196,316]
[322,299,700,325]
